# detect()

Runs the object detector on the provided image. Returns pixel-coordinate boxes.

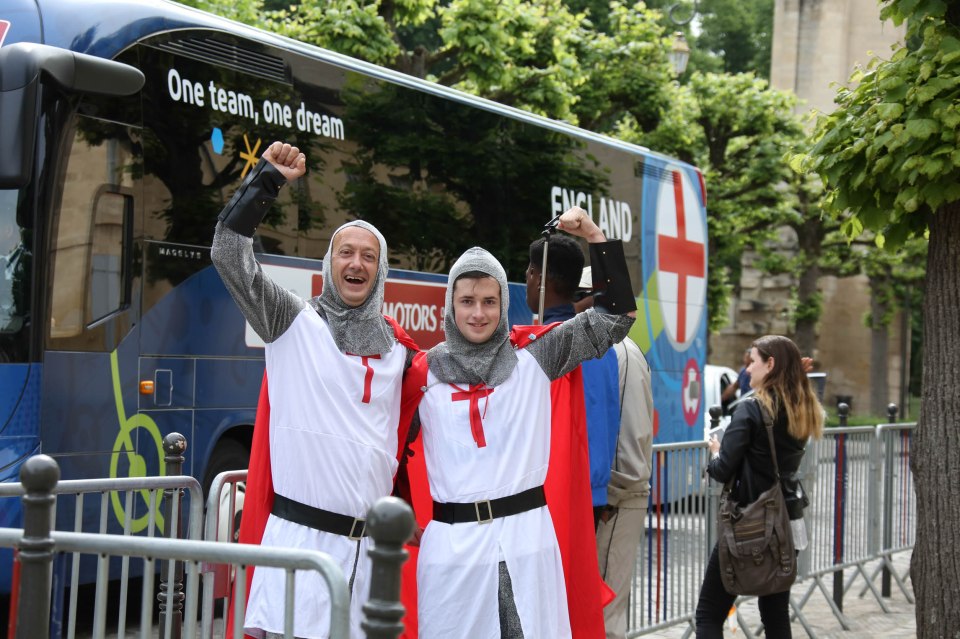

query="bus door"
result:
[42,122,145,515]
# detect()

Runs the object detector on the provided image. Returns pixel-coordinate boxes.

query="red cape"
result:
[226,317,419,639]
[397,324,612,638]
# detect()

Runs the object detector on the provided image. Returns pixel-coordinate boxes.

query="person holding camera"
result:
[695,335,823,638]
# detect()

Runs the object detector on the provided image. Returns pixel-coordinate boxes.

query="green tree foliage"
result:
[621,72,804,331]
[564,0,616,32]
[797,2,958,633]
[180,0,265,23]
[571,2,673,131]
[693,0,774,77]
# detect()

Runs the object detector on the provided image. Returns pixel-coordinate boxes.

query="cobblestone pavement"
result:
[639,551,915,639]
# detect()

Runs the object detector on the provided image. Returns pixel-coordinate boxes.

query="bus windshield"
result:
[0,188,30,363]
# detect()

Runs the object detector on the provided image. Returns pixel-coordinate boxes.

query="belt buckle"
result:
[474,500,493,524]
[349,517,366,541]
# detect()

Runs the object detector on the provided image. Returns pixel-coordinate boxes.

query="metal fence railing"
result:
[3,443,414,639]
[627,404,917,638]
[0,433,203,638]
[3,406,915,639]
[631,441,714,633]
[201,468,248,637]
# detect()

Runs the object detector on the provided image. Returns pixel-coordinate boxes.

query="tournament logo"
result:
[681,358,701,427]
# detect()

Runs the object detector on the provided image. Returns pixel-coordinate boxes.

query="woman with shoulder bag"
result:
[695,335,824,638]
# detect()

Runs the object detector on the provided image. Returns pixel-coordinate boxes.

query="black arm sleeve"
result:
[217,158,287,237]
[589,240,637,314]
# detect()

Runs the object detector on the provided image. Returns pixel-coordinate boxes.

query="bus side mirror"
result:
[0,43,145,189]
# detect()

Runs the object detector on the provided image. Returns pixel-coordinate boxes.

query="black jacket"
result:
[706,397,807,518]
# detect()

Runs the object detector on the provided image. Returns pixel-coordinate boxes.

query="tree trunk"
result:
[869,279,890,417]
[794,260,819,357]
[793,210,823,358]
[912,201,960,636]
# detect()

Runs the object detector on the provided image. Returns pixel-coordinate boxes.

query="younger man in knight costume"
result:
[211,142,418,639]
[405,207,636,638]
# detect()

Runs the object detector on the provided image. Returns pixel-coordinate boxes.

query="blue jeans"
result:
[695,545,792,638]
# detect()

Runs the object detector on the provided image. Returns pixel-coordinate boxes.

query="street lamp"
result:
[668,32,691,76]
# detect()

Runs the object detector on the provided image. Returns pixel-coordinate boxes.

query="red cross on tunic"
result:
[346,353,382,404]
[450,384,495,448]
[657,170,705,343]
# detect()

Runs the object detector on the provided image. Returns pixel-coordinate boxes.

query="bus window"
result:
[47,121,136,350]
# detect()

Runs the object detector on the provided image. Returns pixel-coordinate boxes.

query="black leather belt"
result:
[432,485,546,525]
[272,494,368,540]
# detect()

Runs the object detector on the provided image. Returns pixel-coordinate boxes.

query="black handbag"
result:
[716,401,797,596]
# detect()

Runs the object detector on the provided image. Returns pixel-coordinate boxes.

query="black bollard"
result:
[362,496,415,639]
[16,454,60,639]
[832,402,849,612]
[882,403,898,598]
[158,432,187,639]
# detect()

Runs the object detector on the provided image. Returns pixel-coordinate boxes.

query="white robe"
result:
[244,308,406,639]
[416,349,572,639]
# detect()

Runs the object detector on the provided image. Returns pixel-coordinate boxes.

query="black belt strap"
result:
[433,485,546,525]
[272,494,368,539]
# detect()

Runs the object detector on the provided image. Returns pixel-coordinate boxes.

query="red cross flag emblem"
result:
[656,167,706,349]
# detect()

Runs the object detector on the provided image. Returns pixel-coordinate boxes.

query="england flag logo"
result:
[656,166,706,350]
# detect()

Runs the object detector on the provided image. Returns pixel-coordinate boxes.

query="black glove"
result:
[589,240,637,314]
[217,159,287,237]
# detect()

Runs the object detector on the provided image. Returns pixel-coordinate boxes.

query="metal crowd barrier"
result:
[3,440,415,639]
[789,403,916,634]
[1,433,202,638]
[627,404,916,638]
[201,468,248,637]
[3,411,914,639]
[630,440,714,633]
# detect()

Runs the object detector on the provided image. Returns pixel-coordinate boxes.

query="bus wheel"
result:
[203,438,249,542]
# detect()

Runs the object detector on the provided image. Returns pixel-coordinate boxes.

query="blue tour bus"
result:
[0,0,709,595]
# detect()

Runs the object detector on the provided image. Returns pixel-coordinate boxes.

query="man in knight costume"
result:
[211,141,418,639]
[403,207,637,638]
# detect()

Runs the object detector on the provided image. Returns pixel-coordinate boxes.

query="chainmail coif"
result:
[427,247,518,387]
[310,220,394,356]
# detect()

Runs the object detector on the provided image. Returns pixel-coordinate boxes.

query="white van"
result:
[702,367,827,440]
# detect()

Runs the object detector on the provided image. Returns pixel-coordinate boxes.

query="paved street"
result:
[641,551,915,639]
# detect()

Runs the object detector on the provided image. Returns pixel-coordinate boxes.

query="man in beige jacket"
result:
[581,268,655,639]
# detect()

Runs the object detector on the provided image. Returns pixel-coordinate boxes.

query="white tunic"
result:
[416,349,572,639]
[244,308,406,639]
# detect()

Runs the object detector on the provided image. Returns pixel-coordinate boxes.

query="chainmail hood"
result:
[313,220,394,356]
[427,247,518,386]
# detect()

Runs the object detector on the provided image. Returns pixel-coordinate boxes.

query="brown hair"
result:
[751,335,824,440]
